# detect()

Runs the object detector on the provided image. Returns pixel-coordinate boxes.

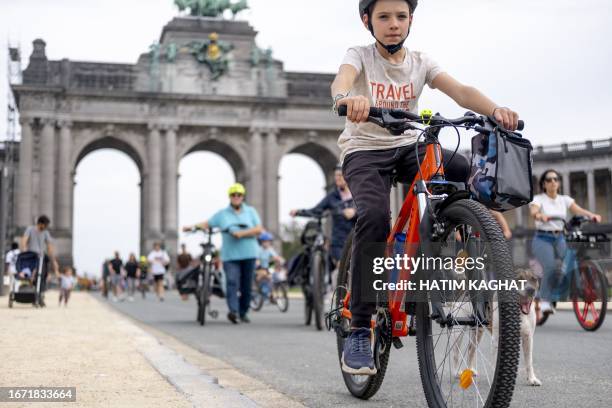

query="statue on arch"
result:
[188,32,234,80]
[174,0,249,18]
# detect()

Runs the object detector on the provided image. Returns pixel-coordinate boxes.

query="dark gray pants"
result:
[342,144,470,328]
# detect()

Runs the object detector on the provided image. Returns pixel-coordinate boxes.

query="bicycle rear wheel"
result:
[197,265,210,326]
[334,230,390,400]
[416,199,520,408]
[571,260,608,331]
[311,250,326,331]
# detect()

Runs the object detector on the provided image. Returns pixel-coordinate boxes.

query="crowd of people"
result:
[101,243,171,302]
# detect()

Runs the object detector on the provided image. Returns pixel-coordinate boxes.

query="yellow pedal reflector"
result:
[459,369,474,390]
[456,249,469,259]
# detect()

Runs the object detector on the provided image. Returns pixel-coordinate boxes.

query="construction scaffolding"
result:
[0,44,22,294]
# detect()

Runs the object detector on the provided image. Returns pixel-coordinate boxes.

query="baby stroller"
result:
[8,251,46,308]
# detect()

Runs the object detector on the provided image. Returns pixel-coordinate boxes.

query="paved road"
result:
[107,292,612,408]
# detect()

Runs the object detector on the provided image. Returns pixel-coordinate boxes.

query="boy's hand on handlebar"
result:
[289,209,298,217]
[492,107,520,131]
[337,96,370,123]
[592,214,602,223]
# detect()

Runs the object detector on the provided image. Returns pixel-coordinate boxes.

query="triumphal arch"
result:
[12,5,342,264]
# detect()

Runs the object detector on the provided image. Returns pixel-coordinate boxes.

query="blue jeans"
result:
[532,233,567,302]
[223,259,256,317]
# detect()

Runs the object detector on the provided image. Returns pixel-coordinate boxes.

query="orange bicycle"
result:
[327,106,525,407]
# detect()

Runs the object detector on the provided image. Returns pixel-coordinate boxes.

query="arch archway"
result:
[73,148,141,278]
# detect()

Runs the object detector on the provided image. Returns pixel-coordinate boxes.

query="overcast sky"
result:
[1,0,611,276]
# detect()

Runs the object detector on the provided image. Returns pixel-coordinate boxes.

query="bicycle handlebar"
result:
[337,105,524,132]
[186,224,249,235]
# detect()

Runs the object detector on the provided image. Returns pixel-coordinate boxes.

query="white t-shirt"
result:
[147,249,170,275]
[338,44,444,161]
[5,249,19,275]
[61,275,76,290]
[529,193,575,231]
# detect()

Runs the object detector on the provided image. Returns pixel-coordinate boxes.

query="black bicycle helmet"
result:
[359,0,418,55]
[359,0,417,17]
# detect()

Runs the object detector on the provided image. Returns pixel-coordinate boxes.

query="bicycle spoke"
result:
[589,302,599,322]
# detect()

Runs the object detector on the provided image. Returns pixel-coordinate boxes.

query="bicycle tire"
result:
[251,286,264,311]
[198,264,210,326]
[334,230,391,400]
[416,199,520,408]
[275,282,290,313]
[304,294,313,325]
[312,250,326,331]
[572,260,608,331]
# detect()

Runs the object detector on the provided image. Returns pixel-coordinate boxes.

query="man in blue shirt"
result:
[183,183,263,324]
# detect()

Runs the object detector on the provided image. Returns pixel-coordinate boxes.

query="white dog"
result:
[452,267,541,386]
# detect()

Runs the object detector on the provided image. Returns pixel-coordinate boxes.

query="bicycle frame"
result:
[341,129,448,337]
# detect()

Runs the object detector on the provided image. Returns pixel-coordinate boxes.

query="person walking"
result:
[109,251,124,302]
[183,183,263,324]
[124,253,140,302]
[147,242,170,301]
[20,215,59,307]
[58,266,76,307]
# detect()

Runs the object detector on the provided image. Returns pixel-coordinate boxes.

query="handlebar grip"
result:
[517,120,525,131]
[337,105,382,118]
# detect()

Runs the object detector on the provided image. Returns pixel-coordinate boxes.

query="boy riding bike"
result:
[334,0,520,375]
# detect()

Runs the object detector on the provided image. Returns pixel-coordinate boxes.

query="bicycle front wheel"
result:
[251,285,264,311]
[311,250,326,331]
[572,260,608,331]
[274,282,289,313]
[416,199,520,408]
[197,265,210,326]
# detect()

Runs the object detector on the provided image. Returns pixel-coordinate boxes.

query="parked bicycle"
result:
[326,106,526,407]
[535,216,610,331]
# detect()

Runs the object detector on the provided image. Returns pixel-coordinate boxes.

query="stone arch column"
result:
[162,124,179,258]
[146,123,163,248]
[16,117,35,229]
[56,120,72,232]
[264,129,281,236]
[246,127,265,217]
[39,118,56,222]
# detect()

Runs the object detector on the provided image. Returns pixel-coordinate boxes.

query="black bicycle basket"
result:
[301,221,320,246]
[468,128,533,212]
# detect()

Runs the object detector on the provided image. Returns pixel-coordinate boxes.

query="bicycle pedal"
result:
[392,337,404,349]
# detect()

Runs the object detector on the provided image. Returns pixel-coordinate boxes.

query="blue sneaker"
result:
[341,328,377,375]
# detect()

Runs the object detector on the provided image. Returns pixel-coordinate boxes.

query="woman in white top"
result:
[529,169,601,315]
